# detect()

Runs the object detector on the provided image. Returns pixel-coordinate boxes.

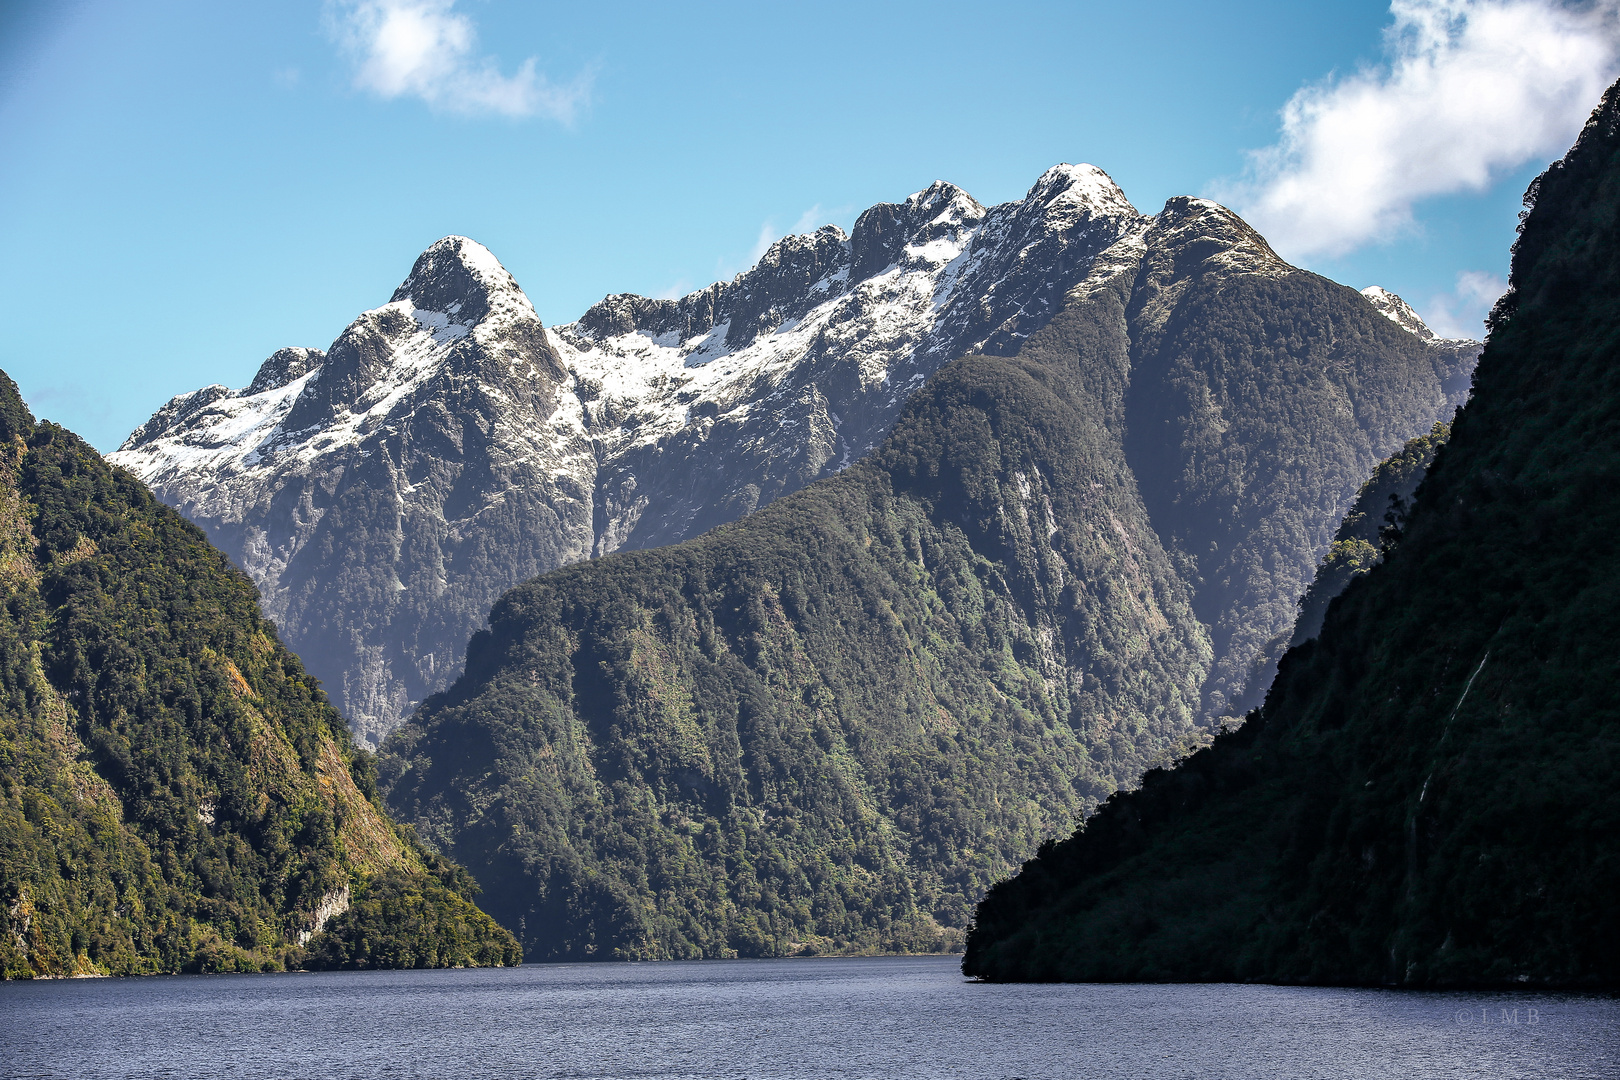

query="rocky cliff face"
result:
[112,238,586,745]
[111,167,1474,745]
[109,167,1147,745]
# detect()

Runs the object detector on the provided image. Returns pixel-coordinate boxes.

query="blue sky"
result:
[2,0,1613,450]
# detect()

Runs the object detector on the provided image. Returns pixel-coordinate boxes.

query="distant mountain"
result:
[110,168,1475,747]
[961,81,1620,987]
[378,190,1479,961]
[0,372,517,977]
[111,167,1146,745]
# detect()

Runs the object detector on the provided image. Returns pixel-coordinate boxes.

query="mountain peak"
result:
[1149,196,1291,278]
[389,235,532,326]
[246,346,326,395]
[1360,285,1437,341]
[905,180,985,220]
[1025,163,1136,219]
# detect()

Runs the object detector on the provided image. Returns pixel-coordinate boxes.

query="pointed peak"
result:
[1361,286,1436,341]
[1025,163,1136,217]
[412,235,512,283]
[903,180,986,222]
[246,346,326,396]
[390,235,529,324]
[1150,196,1292,277]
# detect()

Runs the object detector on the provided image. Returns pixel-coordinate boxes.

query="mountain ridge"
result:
[110,166,1475,746]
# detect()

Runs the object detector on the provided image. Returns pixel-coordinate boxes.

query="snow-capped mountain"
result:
[113,165,1144,744]
[1360,285,1481,406]
[1361,285,1436,338]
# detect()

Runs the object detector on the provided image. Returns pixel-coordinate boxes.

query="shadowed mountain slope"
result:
[961,82,1620,987]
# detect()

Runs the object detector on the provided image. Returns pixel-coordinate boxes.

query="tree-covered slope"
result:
[381,202,1465,962]
[0,375,518,977]
[381,262,1211,960]
[1123,200,1470,720]
[962,82,1620,987]
[1226,421,1452,718]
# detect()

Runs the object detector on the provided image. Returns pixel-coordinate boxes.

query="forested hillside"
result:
[0,375,518,977]
[962,81,1620,987]
[1226,421,1452,718]
[382,285,1210,960]
[381,195,1468,961]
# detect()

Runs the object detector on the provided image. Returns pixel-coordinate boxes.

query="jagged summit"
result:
[572,165,1135,355]
[109,164,1473,746]
[247,346,326,395]
[390,235,534,325]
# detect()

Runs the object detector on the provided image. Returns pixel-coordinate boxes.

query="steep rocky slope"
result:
[962,82,1620,987]
[111,168,1475,746]
[0,373,517,977]
[379,194,1477,960]
[112,168,1143,744]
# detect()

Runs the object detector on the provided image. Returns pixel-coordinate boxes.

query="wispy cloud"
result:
[327,0,589,121]
[1221,0,1620,259]
[1421,269,1508,337]
[748,221,781,265]
[742,204,839,267]
[791,204,829,235]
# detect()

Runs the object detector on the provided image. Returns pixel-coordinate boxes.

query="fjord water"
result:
[2,957,1613,1079]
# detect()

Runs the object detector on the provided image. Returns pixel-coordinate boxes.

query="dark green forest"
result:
[381,196,1466,962]
[962,80,1620,987]
[0,376,517,977]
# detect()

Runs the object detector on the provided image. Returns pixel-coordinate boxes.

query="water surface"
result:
[2,955,1614,1078]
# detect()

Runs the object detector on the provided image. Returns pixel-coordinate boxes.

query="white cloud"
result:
[748,221,780,264]
[1223,0,1620,259]
[710,205,844,282]
[1420,269,1508,337]
[328,0,588,121]
[791,205,828,235]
